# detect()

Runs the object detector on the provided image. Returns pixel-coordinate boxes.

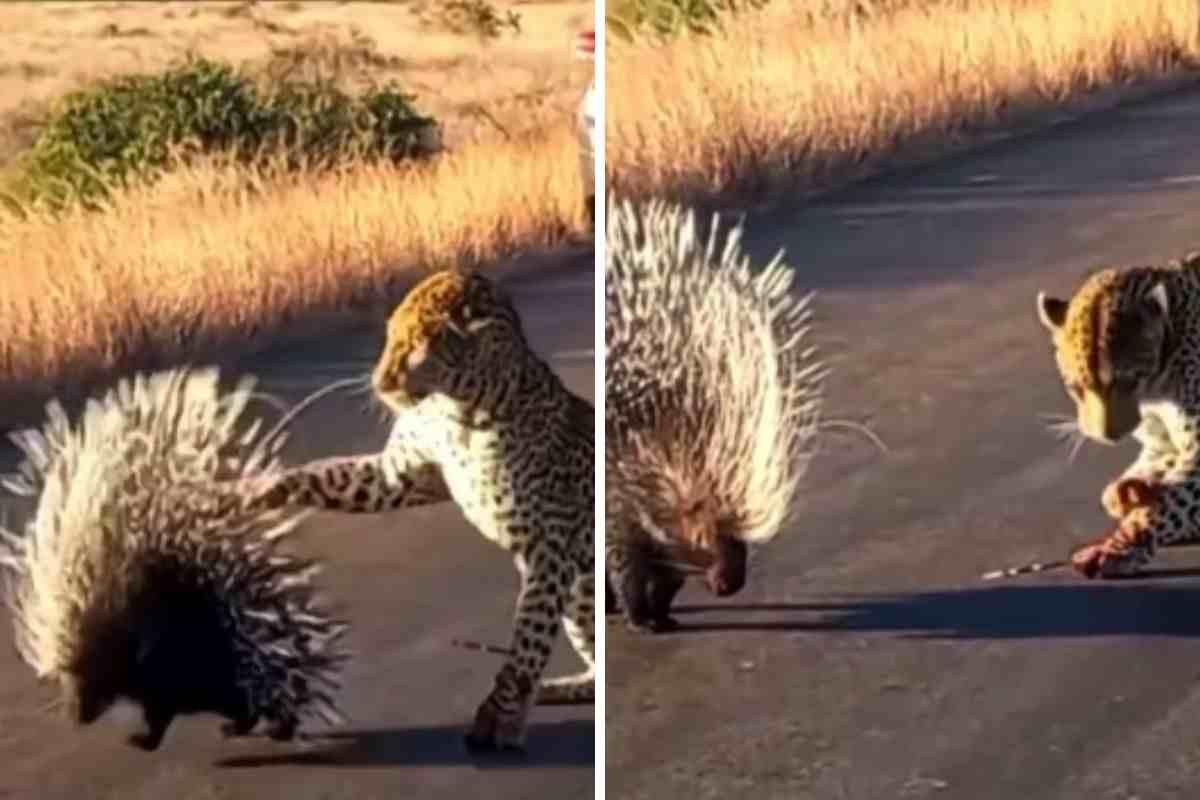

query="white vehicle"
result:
[577,28,596,224]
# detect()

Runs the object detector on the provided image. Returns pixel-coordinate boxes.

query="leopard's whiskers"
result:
[1040,412,1087,463]
[263,376,367,447]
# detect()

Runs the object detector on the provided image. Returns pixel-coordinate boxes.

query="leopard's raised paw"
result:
[1101,477,1161,519]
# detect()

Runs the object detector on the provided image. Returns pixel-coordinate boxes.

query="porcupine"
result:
[605,197,826,634]
[0,367,350,751]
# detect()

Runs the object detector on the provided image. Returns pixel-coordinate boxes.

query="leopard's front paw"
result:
[241,475,292,512]
[464,696,528,754]
[465,667,532,754]
[1101,477,1160,520]
[1070,531,1152,580]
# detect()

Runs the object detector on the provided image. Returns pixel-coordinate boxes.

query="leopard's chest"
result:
[411,415,534,552]
[1136,399,1195,460]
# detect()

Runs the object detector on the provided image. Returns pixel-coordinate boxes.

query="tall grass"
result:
[0,122,585,399]
[608,0,1200,204]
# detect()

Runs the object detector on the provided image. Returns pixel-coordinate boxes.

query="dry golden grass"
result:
[0,0,592,407]
[0,121,585,397]
[608,0,1200,204]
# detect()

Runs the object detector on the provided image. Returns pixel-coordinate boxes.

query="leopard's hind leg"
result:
[538,569,595,705]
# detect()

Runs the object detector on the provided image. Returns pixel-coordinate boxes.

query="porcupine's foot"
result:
[1101,477,1161,520]
[643,566,686,633]
[128,703,175,752]
[1071,522,1154,579]
[619,609,677,635]
[609,576,672,634]
[220,714,259,739]
[264,717,299,742]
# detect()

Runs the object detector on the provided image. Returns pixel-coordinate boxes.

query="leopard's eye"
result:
[433,327,470,363]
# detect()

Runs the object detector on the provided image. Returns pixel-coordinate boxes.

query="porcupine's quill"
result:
[980,559,1070,581]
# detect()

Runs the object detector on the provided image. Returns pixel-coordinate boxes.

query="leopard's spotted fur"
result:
[1037,251,1200,577]
[248,269,594,752]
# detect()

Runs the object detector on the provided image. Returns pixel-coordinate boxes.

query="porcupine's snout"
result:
[676,494,748,597]
[705,535,747,597]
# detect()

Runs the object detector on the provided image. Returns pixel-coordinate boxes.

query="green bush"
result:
[607,0,772,42]
[10,56,438,210]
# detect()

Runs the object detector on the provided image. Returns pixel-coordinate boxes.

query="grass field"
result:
[0,0,592,407]
[0,0,591,159]
[607,0,1200,205]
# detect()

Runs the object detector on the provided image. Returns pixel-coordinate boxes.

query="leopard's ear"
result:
[1037,292,1068,332]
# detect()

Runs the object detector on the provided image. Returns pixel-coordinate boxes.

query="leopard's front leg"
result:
[466,545,568,753]
[242,438,449,513]
[1073,476,1199,578]
[1101,419,1188,519]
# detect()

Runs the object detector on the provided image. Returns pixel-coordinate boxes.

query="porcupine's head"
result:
[372,269,528,414]
[606,198,824,597]
[614,451,748,597]
[0,368,349,749]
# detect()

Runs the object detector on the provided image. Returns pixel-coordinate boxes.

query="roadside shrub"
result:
[410,0,522,39]
[9,56,438,210]
[607,0,772,42]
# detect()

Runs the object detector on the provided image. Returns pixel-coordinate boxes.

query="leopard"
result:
[1036,250,1200,578]
[243,268,595,753]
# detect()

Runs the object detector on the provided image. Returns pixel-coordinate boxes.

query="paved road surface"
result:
[607,82,1200,800]
[0,263,595,800]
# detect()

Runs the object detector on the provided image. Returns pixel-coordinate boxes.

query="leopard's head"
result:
[373,270,525,412]
[1037,266,1171,444]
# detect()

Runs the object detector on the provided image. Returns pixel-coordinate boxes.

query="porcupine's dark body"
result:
[0,368,349,751]
[605,198,824,633]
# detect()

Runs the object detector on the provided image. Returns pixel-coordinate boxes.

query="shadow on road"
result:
[662,575,1200,639]
[216,719,594,770]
